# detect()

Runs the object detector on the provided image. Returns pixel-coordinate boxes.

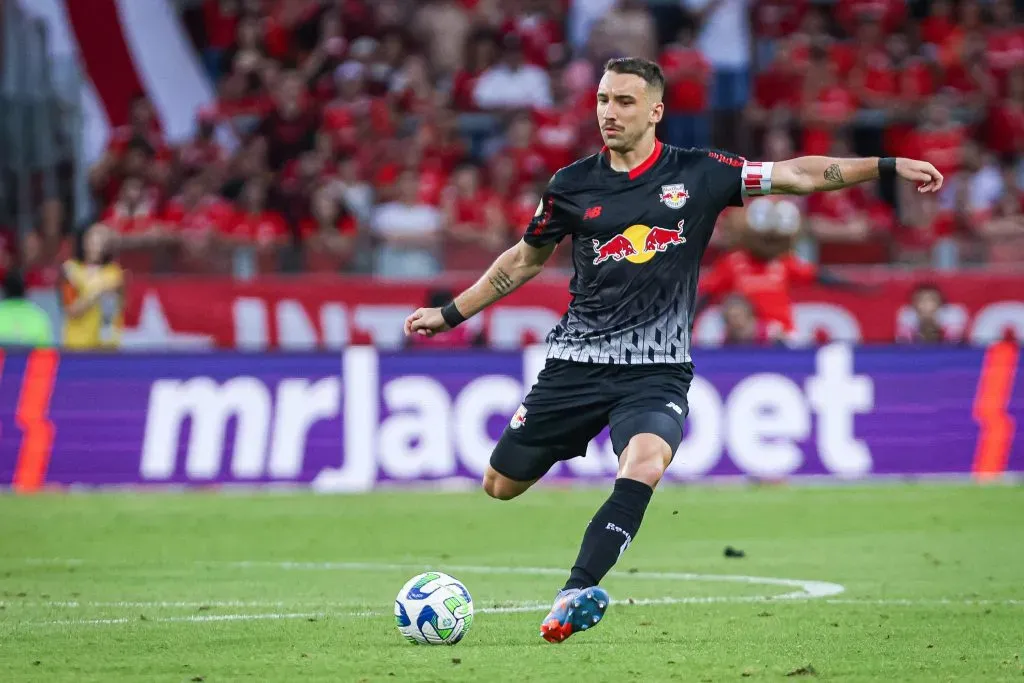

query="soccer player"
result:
[403,57,942,643]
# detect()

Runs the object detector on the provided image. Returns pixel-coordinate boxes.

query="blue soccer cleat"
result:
[539,586,610,643]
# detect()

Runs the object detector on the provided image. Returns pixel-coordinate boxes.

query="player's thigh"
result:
[489,360,609,483]
[607,363,694,460]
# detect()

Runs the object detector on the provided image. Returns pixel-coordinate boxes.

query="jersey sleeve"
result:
[698,150,775,212]
[522,176,577,248]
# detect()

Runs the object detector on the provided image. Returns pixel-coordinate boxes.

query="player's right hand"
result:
[404,307,450,337]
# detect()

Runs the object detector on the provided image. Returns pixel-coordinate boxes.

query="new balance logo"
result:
[605,522,633,558]
[666,401,683,415]
[583,206,602,220]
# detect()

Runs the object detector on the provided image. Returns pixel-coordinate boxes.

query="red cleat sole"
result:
[540,619,574,643]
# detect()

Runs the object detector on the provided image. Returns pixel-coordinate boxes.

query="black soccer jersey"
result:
[523,140,771,365]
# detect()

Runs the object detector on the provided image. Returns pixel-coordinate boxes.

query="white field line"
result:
[14,595,1024,628]
[216,560,846,599]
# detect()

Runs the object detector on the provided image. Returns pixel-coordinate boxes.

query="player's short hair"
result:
[604,58,666,98]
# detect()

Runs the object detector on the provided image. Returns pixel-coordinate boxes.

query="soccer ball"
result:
[394,572,474,645]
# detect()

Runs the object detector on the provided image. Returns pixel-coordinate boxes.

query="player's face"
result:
[596,71,663,153]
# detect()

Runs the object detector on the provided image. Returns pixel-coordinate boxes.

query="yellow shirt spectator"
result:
[60,225,125,350]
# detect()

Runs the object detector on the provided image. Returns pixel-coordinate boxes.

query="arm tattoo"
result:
[823,163,845,186]
[488,268,514,295]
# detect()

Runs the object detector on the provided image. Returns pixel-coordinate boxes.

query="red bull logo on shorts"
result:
[592,223,687,265]
[659,183,689,209]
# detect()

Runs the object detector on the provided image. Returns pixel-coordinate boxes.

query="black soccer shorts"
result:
[489,358,694,482]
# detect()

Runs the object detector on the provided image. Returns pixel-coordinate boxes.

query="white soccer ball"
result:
[394,572,474,645]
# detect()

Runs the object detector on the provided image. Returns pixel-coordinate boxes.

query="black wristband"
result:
[440,301,467,328]
[878,157,897,179]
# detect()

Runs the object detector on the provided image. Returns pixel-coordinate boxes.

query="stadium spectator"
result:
[300,187,358,272]
[683,0,752,148]
[978,157,1024,263]
[102,176,164,247]
[440,162,508,271]
[659,23,712,149]
[720,294,769,346]
[257,71,320,171]
[371,169,443,278]
[897,283,953,344]
[59,225,124,350]
[750,0,808,65]
[223,178,290,255]
[596,0,657,62]
[745,38,802,131]
[0,270,54,348]
[451,32,500,111]
[20,231,60,289]
[986,67,1024,159]
[472,34,552,110]
[413,0,472,76]
[179,107,229,177]
[89,95,171,200]
[800,46,857,156]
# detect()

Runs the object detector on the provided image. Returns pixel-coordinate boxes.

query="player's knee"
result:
[619,434,672,486]
[482,469,524,501]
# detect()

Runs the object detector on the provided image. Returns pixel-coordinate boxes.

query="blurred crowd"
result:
[2,0,1024,291]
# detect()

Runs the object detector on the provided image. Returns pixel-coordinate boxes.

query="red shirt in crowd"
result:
[807,186,896,232]
[532,107,580,173]
[801,85,857,155]
[442,186,506,270]
[659,45,710,114]
[102,196,161,236]
[836,0,906,35]
[851,49,898,107]
[751,0,808,39]
[986,101,1024,156]
[500,14,562,67]
[791,41,857,77]
[107,123,172,162]
[920,13,956,47]
[905,125,966,178]
[225,210,291,246]
[202,0,238,50]
[506,191,542,232]
[752,63,802,112]
[987,28,1024,82]
[899,58,937,105]
[701,250,819,334]
[298,213,358,240]
[163,195,235,235]
[178,137,227,172]
[451,68,484,111]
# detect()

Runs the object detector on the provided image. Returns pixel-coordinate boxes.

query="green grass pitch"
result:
[0,483,1022,681]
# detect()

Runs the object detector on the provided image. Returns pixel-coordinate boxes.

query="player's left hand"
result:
[896,158,943,193]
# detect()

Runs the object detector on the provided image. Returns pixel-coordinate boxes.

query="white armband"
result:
[741,161,774,196]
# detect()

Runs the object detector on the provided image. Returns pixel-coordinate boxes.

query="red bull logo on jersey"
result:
[659,184,690,209]
[592,223,687,265]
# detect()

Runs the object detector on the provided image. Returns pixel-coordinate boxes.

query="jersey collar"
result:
[601,139,664,180]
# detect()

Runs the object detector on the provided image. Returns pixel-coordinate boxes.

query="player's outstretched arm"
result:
[404,239,556,337]
[770,157,943,196]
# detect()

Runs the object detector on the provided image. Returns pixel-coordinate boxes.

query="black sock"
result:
[563,477,654,591]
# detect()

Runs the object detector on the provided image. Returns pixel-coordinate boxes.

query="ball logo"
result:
[659,183,689,209]
[510,404,527,429]
[592,223,687,265]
